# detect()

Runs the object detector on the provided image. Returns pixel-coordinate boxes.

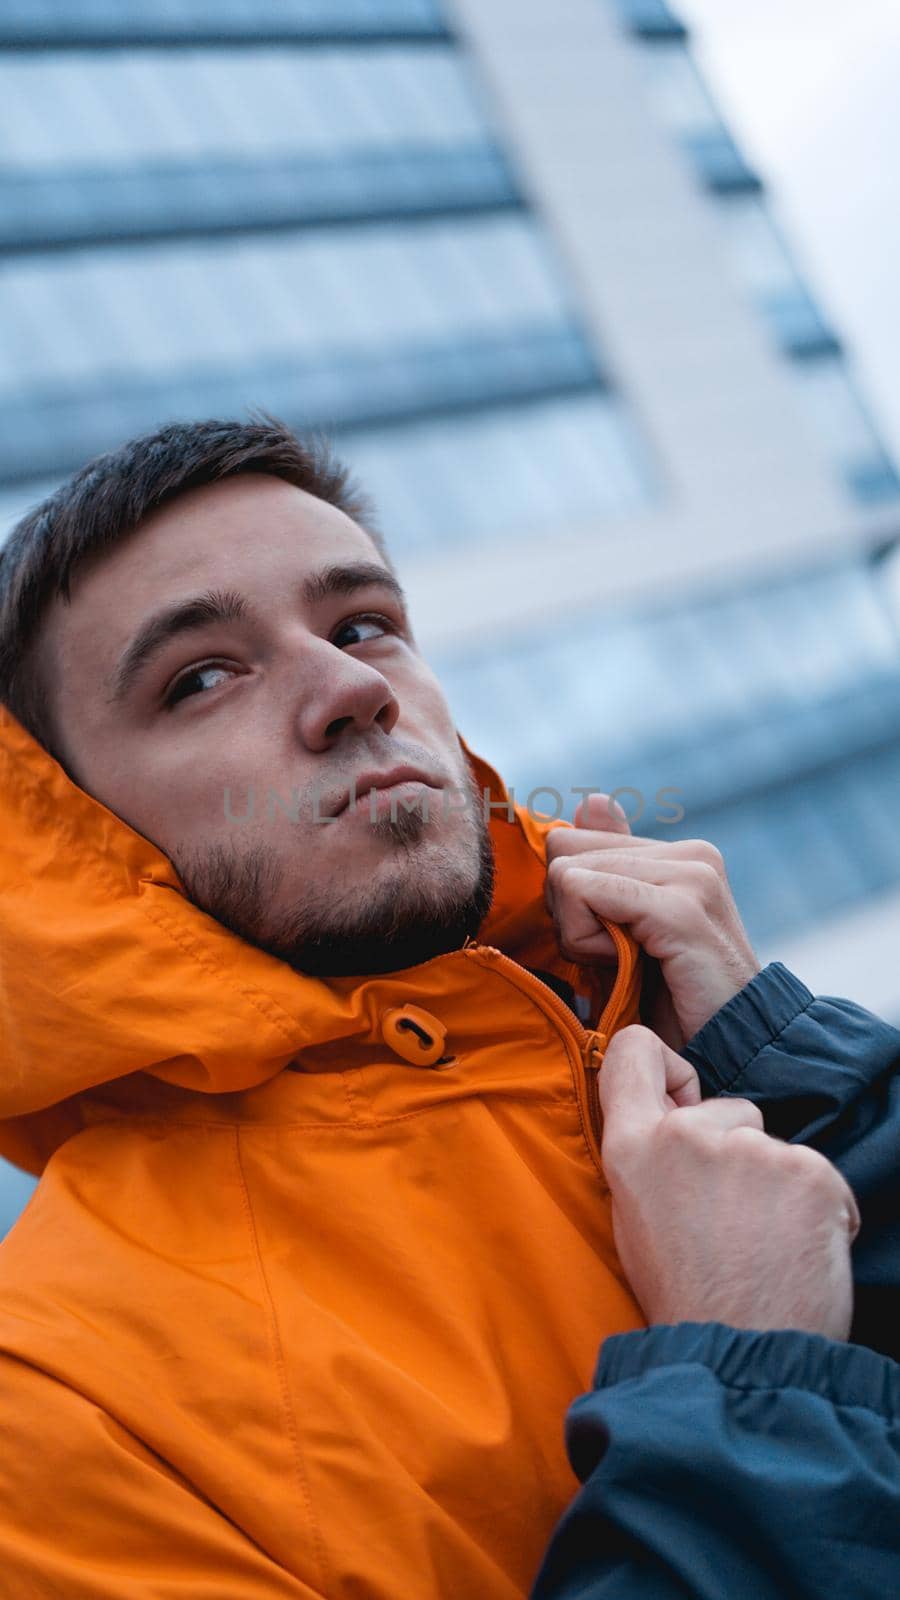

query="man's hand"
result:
[545,792,761,1044]
[600,1026,861,1340]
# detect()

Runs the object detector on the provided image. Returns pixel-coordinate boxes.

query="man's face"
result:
[40,474,494,976]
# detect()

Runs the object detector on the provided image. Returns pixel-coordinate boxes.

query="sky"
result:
[678,0,900,463]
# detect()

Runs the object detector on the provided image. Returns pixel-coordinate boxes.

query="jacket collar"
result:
[0,706,640,1172]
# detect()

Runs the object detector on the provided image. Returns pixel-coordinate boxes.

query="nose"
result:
[295,640,400,751]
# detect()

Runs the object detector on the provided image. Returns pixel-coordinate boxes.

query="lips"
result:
[330,766,442,818]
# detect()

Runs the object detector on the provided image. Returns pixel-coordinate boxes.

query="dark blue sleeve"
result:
[682,962,900,1356]
[530,1323,900,1600]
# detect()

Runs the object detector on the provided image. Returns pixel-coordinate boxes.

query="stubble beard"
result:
[174,775,496,978]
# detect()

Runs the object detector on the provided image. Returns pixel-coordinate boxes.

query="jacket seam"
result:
[715,1381,893,1420]
[75,1093,583,1134]
[232,1126,333,1598]
[139,896,305,1046]
[715,993,818,1093]
[606,1370,895,1421]
[338,1067,365,1128]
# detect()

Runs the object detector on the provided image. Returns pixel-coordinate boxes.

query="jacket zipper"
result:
[461,934,631,1171]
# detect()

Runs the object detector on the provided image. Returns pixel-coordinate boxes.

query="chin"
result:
[270,844,494,980]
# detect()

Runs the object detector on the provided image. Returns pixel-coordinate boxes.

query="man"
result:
[0,417,895,1598]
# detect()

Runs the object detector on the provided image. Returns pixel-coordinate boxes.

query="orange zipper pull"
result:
[582,1030,608,1071]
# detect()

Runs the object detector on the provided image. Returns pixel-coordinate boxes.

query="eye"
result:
[164,661,235,709]
[332,613,397,649]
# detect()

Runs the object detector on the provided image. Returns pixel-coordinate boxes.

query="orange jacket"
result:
[0,705,645,1599]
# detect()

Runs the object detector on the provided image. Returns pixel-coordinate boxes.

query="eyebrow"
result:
[107,561,408,706]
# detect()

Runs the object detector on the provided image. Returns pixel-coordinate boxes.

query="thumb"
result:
[574,791,632,836]
[599,1026,701,1148]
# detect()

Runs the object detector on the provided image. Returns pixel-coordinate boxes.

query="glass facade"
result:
[0,46,520,247]
[341,391,652,557]
[0,24,653,523]
[437,555,900,945]
[0,1,452,47]
[0,216,613,480]
[622,4,900,508]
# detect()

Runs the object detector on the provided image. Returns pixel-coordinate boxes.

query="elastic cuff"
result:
[682,962,814,1092]
[595,1322,900,1420]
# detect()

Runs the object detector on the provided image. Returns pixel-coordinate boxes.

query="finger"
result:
[661,1050,703,1108]
[543,837,633,950]
[547,828,658,863]
[548,848,711,889]
[673,1096,766,1134]
[547,833,725,867]
[548,865,667,949]
[561,927,619,963]
[599,1026,700,1142]
[574,792,632,836]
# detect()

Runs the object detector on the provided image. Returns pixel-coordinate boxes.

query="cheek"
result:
[405,673,462,749]
[119,755,244,855]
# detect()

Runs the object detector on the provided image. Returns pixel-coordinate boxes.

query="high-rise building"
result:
[2,0,900,1229]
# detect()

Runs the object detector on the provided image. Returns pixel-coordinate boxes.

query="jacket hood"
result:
[0,704,641,1175]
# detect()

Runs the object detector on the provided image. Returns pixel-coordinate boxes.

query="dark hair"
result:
[0,415,387,761]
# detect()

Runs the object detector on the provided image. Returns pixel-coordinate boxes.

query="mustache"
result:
[313,740,455,812]
[220,740,469,827]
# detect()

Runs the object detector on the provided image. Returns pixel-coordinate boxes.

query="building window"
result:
[0,45,521,247]
[437,558,900,807]
[637,44,761,194]
[0,1,452,47]
[0,214,614,478]
[790,359,900,505]
[626,24,900,507]
[339,390,654,558]
[717,196,840,359]
[611,0,687,41]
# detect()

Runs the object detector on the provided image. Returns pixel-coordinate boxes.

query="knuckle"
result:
[694,860,722,897]
[663,1111,705,1151]
[547,860,577,903]
[687,839,725,872]
[782,1143,823,1179]
[774,1143,842,1198]
[726,1124,769,1156]
[680,863,722,909]
[726,1096,765,1130]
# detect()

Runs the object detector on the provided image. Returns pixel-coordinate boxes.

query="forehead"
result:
[87,473,378,595]
[46,474,384,660]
